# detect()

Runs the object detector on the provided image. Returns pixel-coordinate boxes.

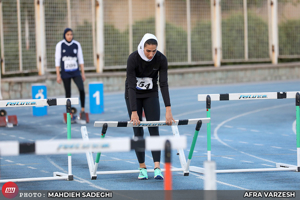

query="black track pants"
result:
[125,97,161,163]
[62,76,85,108]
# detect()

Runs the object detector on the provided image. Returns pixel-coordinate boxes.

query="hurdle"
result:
[0,98,78,183]
[190,91,300,174]
[0,136,185,187]
[82,118,210,179]
[0,136,186,156]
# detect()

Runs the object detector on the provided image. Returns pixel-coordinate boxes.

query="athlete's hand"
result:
[130,111,140,126]
[82,74,86,82]
[57,76,62,84]
[165,106,175,126]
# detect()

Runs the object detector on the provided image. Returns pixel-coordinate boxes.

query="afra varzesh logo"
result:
[2,182,19,199]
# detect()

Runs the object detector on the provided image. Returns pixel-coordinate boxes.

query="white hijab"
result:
[137,33,158,62]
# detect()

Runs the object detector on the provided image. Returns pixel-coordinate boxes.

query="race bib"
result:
[64,59,78,71]
[136,77,153,90]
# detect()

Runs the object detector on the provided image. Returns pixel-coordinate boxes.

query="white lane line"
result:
[224,139,232,142]
[28,139,34,141]
[254,144,264,146]
[271,146,282,149]
[160,129,168,132]
[187,150,198,153]
[41,170,49,173]
[190,171,249,190]
[281,134,289,136]
[198,135,205,138]
[111,157,121,161]
[241,160,253,163]
[94,133,101,136]
[293,120,296,134]
[203,153,214,156]
[27,166,37,169]
[184,134,192,136]
[1,133,7,135]
[214,103,290,164]
[289,149,297,152]
[251,130,259,132]
[104,113,128,121]
[222,156,234,160]
[10,135,16,137]
[19,137,25,139]
[239,141,248,144]
[237,128,246,131]
[224,125,233,128]
[261,164,274,167]
[126,161,135,164]
[5,160,13,163]
[174,101,258,118]
[16,163,25,166]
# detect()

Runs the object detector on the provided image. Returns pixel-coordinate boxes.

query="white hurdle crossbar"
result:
[0,136,186,156]
[85,118,210,179]
[198,91,300,101]
[194,91,300,174]
[0,98,78,183]
[94,118,210,127]
[0,136,186,182]
[0,98,78,107]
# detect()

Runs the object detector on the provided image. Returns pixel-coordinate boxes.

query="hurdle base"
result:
[189,163,297,174]
[276,163,296,168]
[275,163,300,172]
[68,175,74,181]
[189,166,204,174]
[0,172,69,183]
[96,168,184,175]
[91,176,97,180]
[184,172,189,176]
[54,172,73,181]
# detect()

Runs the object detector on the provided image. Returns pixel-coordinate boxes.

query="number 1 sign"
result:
[89,82,104,114]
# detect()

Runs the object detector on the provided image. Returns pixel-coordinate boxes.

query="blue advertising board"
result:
[89,82,104,114]
[32,84,47,116]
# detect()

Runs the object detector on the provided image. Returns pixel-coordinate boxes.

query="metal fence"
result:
[221,0,270,61]
[44,0,95,72]
[44,0,68,73]
[0,0,299,75]
[278,0,300,58]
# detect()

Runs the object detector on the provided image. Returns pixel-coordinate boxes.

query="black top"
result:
[55,40,84,79]
[125,50,171,111]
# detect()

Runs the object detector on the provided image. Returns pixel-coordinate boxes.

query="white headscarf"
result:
[137,33,158,62]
